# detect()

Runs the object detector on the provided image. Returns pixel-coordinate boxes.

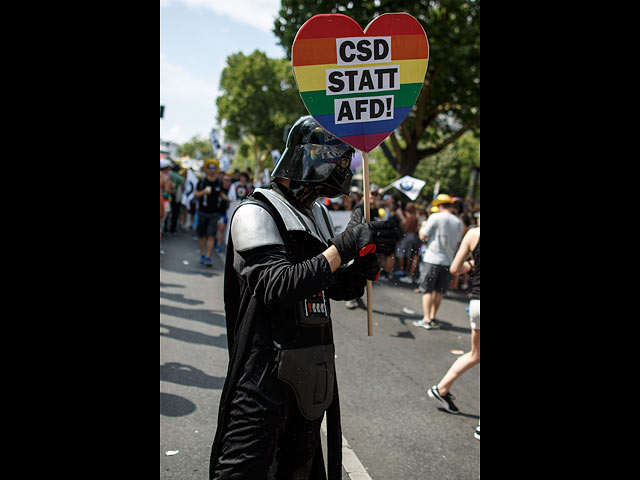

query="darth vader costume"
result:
[209,116,400,480]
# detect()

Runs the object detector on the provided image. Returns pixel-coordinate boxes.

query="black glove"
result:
[346,203,374,229]
[351,253,382,282]
[327,253,381,301]
[329,217,402,264]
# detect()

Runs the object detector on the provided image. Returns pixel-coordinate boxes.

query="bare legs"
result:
[199,236,215,258]
[437,328,480,395]
[421,291,444,322]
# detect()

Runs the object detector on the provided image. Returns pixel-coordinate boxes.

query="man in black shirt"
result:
[194,159,228,266]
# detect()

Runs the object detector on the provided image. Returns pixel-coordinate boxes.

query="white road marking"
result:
[322,417,372,479]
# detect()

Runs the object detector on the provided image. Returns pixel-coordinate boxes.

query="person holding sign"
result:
[209,116,401,480]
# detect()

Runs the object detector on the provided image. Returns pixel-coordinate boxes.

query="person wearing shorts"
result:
[420,262,451,295]
[426,218,480,435]
[413,195,463,329]
[194,159,224,266]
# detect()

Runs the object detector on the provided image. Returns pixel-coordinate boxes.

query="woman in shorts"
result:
[426,215,480,430]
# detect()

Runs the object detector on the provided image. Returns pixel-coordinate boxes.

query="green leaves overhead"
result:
[216,50,307,173]
[274,0,480,176]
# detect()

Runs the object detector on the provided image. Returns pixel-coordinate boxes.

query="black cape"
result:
[210,183,365,479]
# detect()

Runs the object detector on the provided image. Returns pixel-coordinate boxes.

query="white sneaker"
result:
[345,299,358,309]
[399,276,414,284]
[427,385,460,414]
[412,318,439,329]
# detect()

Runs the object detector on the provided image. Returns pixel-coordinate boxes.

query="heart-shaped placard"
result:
[292,13,429,152]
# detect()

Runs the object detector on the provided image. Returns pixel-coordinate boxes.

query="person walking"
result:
[395,202,420,280]
[167,162,185,234]
[194,159,225,266]
[412,194,463,329]
[426,215,479,424]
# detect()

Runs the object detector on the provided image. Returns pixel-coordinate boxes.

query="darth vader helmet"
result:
[272,116,354,206]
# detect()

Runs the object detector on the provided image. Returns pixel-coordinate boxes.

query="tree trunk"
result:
[250,135,261,184]
[398,147,419,177]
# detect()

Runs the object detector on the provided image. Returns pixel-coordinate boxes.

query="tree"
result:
[369,130,480,200]
[413,130,480,199]
[216,50,307,181]
[178,136,215,161]
[274,0,480,176]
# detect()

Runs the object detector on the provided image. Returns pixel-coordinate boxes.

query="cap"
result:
[432,194,453,206]
[204,158,220,170]
[160,159,172,169]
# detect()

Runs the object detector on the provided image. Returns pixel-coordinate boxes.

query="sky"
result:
[160,0,286,145]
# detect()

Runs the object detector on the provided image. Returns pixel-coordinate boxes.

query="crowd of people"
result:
[335,184,480,301]
[161,158,478,283]
[160,158,257,260]
[160,151,481,444]
[161,158,479,321]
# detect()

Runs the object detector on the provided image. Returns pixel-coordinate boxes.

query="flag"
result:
[181,169,199,207]
[211,131,221,152]
[384,175,426,201]
[220,154,232,173]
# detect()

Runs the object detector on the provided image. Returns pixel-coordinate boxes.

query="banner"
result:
[210,130,221,152]
[181,169,199,207]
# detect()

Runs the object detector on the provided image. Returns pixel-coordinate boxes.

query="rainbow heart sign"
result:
[292,13,429,152]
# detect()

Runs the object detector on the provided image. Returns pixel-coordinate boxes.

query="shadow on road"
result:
[366,308,472,337]
[160,392,197,417]
[159,304,225,328]
[160,291,205,306]
[160,362,226,390]
[160,323,228,349]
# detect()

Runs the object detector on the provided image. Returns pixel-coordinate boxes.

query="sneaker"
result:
[474,421,480,440]
[378,271,391,281]
[412,318,439,329]
[427,385,460,414]
[215,245,224,253]
[392,270,407,277]
[345,299,358,309]
[200,254,206,264]
[204,257,213,267]
[399,276,414,284]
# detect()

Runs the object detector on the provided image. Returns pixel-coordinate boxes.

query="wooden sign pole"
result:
[361,150,374,336]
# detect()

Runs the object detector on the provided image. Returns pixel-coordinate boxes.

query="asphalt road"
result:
[160,230,479,479]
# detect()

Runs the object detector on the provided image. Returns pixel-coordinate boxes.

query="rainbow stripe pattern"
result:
[292,13,429,152]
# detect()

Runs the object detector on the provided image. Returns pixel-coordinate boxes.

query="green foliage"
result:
[369,131,480,199]
[216,50,307,174]
[368,148,398,188]
[178,136,215,161]
[231,140,256,172]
